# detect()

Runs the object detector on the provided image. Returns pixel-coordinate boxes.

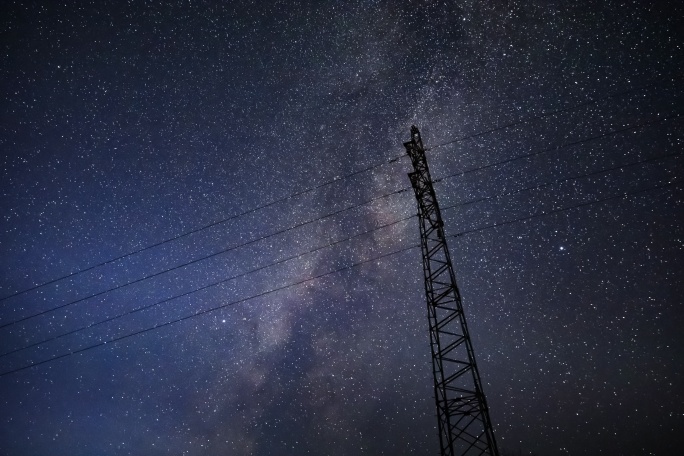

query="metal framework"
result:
[405,126,499,456]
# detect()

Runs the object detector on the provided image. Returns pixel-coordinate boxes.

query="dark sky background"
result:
[1,1,682,455]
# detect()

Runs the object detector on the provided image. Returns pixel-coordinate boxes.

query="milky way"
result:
[1,1,682,455]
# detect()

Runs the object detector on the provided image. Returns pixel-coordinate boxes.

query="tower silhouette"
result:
[405,126,499,456]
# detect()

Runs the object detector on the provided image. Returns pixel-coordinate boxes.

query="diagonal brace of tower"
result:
[405,126,499,456]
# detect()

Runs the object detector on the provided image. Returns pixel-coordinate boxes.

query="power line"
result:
[0,167,679,377]
[440,152,681,212]
[449,180,679,239]
[3,179,676,377]
[2,77,673,302]
[0,154,405,303]
[432,112,681,184]
[2,167,677,375]
[0,215,415,358]
[4,108,677,330]
[3,111,676,329]
[0,244,419,378]
[0,187,411,329]
[6,147,675,351]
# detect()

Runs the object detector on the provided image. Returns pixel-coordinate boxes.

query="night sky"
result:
[1,1,683,455]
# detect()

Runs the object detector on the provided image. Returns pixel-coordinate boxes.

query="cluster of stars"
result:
[1,1,682,456]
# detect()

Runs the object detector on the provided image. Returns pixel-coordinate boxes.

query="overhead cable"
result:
[5,148,677,352]
[0,187,410,329]
[2,78,671,302]
[440,152,681,212]
[0,215,414,358]
[432,113,681,183]
[3,180,676,377]
[0,156,406,303]
[450,181,679,238]
[0,244,419,377]
[4,112,677,328]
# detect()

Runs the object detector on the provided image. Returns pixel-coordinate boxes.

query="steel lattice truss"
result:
[405,126,499,456]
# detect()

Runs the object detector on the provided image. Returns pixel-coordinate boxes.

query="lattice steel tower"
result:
[405,126,499,456]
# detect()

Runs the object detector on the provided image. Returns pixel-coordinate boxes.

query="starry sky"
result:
[1,1,682,455]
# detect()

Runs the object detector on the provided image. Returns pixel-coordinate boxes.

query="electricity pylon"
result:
[405,126,499,456]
